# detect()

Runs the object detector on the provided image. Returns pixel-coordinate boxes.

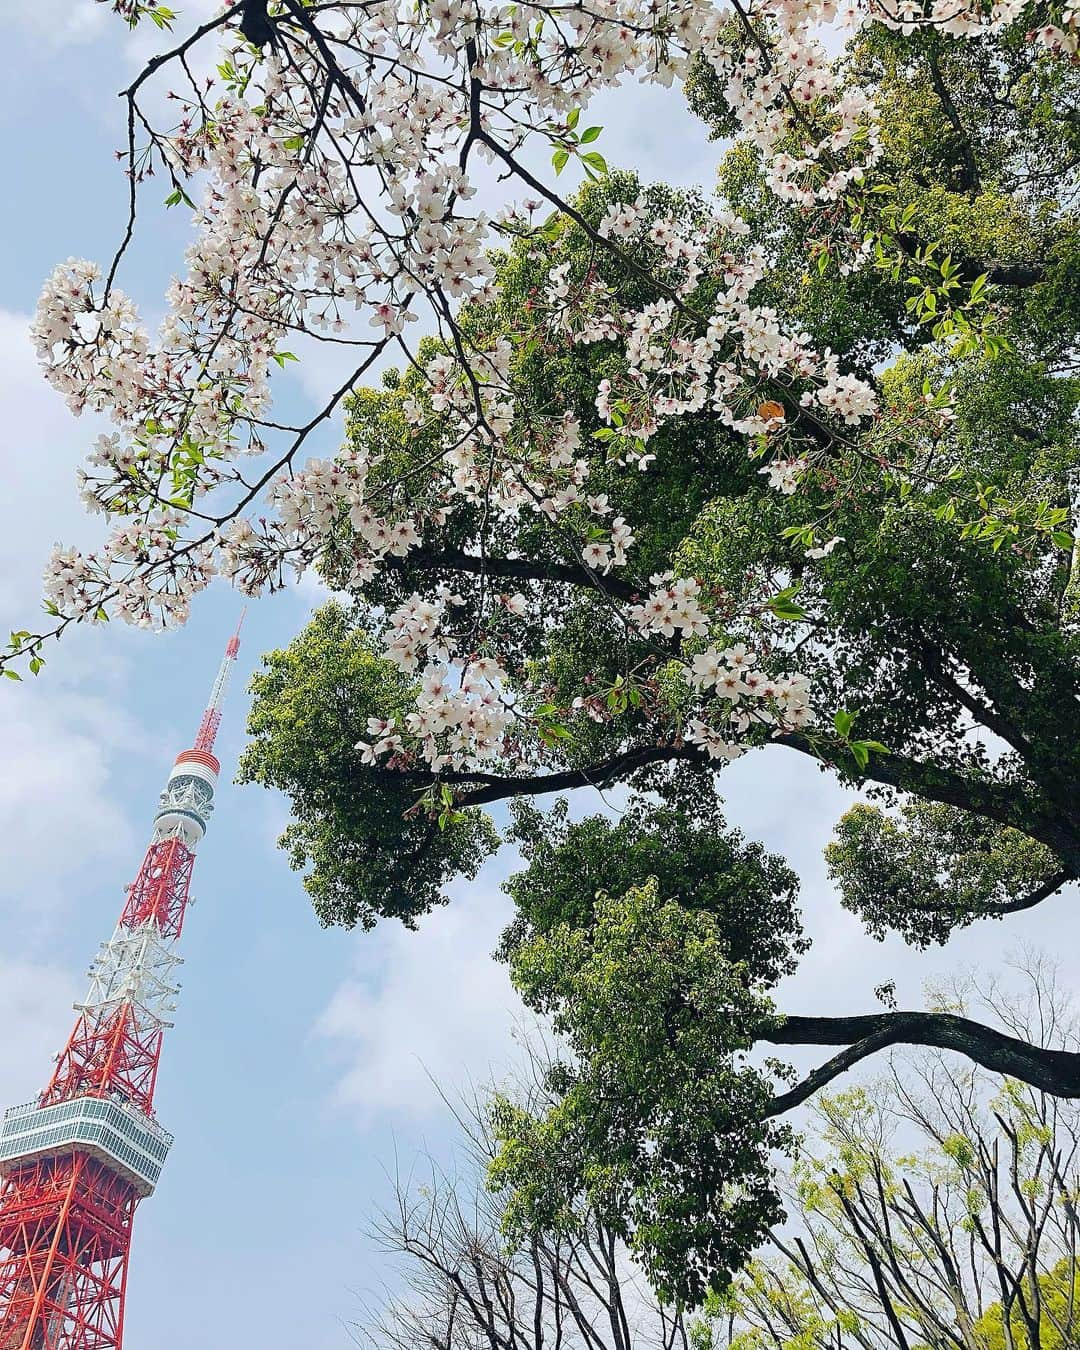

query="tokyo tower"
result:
[0,621,243,1349]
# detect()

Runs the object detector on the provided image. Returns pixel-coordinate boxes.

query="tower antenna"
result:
[193,610,246,755]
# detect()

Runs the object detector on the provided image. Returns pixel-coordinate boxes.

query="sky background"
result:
[0,6,1078,1349]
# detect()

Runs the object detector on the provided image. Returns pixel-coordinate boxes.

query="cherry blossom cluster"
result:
[629,575,711,640]
[704,13,883,210]
[552,201,878,481]
[684,641,812,737]
[872,0,1077,53]
[622,575,814,757]
[355,661,514,775]
[21,0,1076,775]
[34,0,1071,635]
[681,664,811,759]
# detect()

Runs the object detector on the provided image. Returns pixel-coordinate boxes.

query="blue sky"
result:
[1,7,1079,1349]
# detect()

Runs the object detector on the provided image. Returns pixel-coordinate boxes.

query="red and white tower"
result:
[0,622,243,1349]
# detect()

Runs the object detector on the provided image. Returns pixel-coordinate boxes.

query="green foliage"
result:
[974,1258,1080,1349]
[285,140,1078,952]
[711,1013,1080,1346]
[826,800,1062,946]
[238,603,498,928]
[499,796,806,984]
[694,22,1080,370]
[490,880,789,1307]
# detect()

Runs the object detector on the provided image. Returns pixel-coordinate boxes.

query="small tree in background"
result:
[705,958,1080,1347]
[352,1049,694,1350]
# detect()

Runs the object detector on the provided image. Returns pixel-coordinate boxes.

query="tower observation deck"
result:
[0,620,242,1350]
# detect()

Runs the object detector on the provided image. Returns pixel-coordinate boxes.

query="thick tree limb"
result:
[380,743,705,806]
[891,227,1047,289]
[457,730,1076,873]
[776,732,1080,872]
[239,0,275,47]
[762,1011,1080,1117]
[980,260,1048,288]
[377,547,640,602]
[971,869,1073,918]
[894,869,1073,921]
[918,643,1037,762]
[378,728,1080,877]
[926,47,980,194]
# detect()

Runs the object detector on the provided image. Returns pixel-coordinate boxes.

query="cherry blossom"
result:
[15,0,1078,785]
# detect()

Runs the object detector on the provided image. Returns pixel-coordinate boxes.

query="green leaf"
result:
[833,709,854,739]
[581,151,608,176]
[579,126,602,143]
[552,148,570,176]
[768,583,807,622]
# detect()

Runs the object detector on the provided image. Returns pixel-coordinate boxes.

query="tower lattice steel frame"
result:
[0,622,242,1349]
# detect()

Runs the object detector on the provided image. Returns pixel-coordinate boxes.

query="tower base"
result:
[0,1152,136,1350]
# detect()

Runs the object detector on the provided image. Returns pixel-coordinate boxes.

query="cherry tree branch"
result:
[776,732,1080,872]
[377,547,640,602]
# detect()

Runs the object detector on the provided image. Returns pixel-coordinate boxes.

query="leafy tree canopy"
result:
[237,12,1080,1302]
[490,880,788,1305]
[499,795,805,983]
[238,603,497,928]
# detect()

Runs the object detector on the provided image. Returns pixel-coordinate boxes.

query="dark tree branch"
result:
[980,260,1048,288]
[982,870,1073,918]
[834,1187,913,1350]
[926,46,981,194]
[762,1011,1080,1117]
[898,869,1073,921]
[891,231,1046,289]
[239,0,276,47]
[378,743,708,807]
[376,727,1080,879]
[377,547,639,602]
[918,644,1036,762]
[776,732,1080,872]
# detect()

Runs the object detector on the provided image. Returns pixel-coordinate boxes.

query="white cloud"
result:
[0,957,80,1106]
[5,0,223,54]
[0,309,105,615]
[0,681,137,923]
[6,0,108,46]
[316,868,523,1120]
[122,0,226,80]
[0,310,140,918]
